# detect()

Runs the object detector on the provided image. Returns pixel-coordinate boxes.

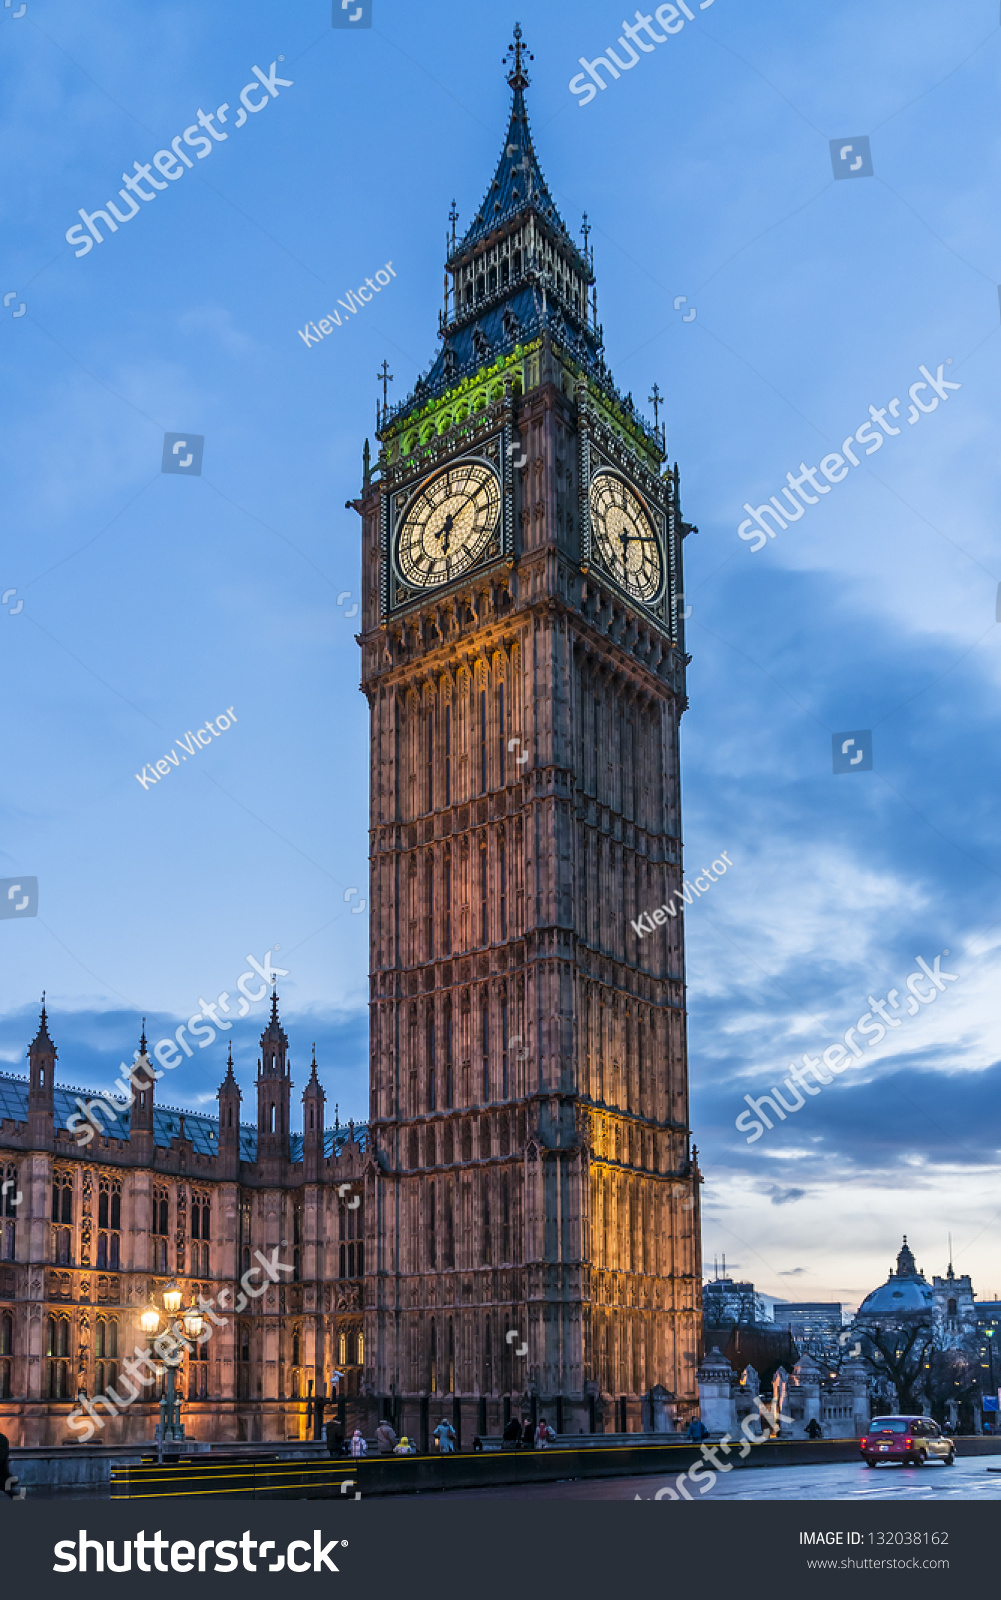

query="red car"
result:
[860,1415,955,1468]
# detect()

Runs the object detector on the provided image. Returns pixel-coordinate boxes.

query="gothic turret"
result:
[128,1021,156,1162]
[129,1021,155,1133]
[302,1043,325,1179]
[256,988,291,1162]
[218,1042,242,1150]
[27,995,55,1145]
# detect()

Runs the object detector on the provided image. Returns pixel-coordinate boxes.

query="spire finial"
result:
[448,199,458,251]
[503,22,533,91]
[377,360,394,426]
[311,1041,317,1069]
[270,985,279,1023]
[335,1102,340,1130]
[139,1016,148,1055]
[227,1039,234,1069]
[580,211,591,264]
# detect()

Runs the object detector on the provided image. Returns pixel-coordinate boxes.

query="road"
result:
[430,1457,1001,1502]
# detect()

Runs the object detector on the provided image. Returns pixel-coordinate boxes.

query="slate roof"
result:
[0,1072,366,1165]
[380,63,661,452]
[449,82,585,274]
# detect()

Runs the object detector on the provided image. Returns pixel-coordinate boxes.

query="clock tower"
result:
[353,25,702,1431]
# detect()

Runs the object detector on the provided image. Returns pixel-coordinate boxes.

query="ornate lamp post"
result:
[141,1280,205,1451]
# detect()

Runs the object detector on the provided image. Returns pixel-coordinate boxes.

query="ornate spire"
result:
[227,1039,234,1070]
[503,21,533,90]
[32,992,54,1048]
[139,1016,148,1056]
[270,986,279,1024]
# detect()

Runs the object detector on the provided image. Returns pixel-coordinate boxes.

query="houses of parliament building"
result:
[0,28,702,1449]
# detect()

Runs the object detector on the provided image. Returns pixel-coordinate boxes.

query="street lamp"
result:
[142,1281,205,1453]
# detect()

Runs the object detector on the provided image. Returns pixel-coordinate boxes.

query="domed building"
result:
[850,1237,981,1427]
[856,1237,934,1324]
[855,1237,976,1352]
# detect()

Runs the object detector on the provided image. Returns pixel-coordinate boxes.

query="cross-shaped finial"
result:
[377,360,394,423]
[503,22,533,90]
[580,211,591,262]
[448,198,459,250]
[648,381,663,427]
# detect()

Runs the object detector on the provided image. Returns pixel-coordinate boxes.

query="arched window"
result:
[270,1104,276,1134]
[0,1309,11,1399]
[51,1172,73,1224]
[426,1006,436,1112]
[947,1297,958,1316]
[47,1315,70,1397]
[488,265,497,293]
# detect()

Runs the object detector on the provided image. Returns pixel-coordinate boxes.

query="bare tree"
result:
[857,1321,934,1415]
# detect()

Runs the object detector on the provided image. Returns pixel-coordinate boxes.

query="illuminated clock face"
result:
[589,472,663,603]
[396,460,501,588]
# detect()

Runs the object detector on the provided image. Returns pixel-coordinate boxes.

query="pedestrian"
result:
[324,1419,345,1457]
[686,1416,709,1442]
[472,1434,484,1453]
[394,1435,414,1454]
[522,1418,534,1449]
[502,1414,522,1449]
[350,1428,367,1457]
[535,1417,554,1449]
[376,1418,398,1455]
[0,1431,14,1500]
[805,1418,823,1440]
[433,1418,456,1453]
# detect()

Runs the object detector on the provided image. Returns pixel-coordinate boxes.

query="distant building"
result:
[771,1302,847,1368]
[974,1301,1001,1400]
[702,1277,765,1327]
[856,1237,977,1351]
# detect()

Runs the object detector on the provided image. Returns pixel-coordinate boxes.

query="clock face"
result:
[589,472,663,603]
[396,460,501,589]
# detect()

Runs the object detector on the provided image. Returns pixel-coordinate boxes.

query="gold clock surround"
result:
[588,470,664,604]
[395,459,502,590]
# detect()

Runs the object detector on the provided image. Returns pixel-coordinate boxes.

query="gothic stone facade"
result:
[0,1001,368,1447]
[353,36,702,1431]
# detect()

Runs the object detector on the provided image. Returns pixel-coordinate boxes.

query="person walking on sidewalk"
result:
[376,1419,398,1455]
[350,1428,367,1457]
[433,1418,456,1453]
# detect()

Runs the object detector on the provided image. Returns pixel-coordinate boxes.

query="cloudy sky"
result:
[1,0,999,1312]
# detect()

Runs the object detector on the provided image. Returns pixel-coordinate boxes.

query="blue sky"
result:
[2,0,1000,1311]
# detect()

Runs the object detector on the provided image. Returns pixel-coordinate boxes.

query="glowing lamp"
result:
[162,1279,183,1315]
[140,1299,160,1336]
[182,1299,204,1339]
